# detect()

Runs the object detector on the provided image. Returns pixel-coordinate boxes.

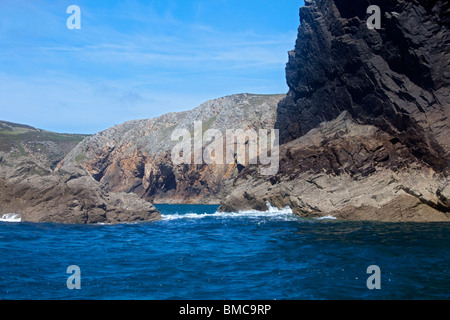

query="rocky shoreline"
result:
[0,121,160,224]
[220,0,450,221]
[218,111,450,222]
[0,155,160,224]
[0,0,449,223]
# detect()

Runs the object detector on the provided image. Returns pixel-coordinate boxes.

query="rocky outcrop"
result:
[0,122,160,224]
[0,154,160,224]
[0,94,283,223]
[219,0,450,221]
[275,0,450,173]
[60,94,284,204]
[219,111,450,221]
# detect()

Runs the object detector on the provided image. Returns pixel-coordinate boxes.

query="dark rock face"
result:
[275,0,450,172]
[6,0,448,223]
[219,0,450,221]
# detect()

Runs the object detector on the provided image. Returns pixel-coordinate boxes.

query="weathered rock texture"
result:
[4,0,448,223]
[219,0,450,221]
[276,0,450,172]
[60,94,284,204]
[0,155,160,224]
[0,122,160,224]
[220,112,450,221]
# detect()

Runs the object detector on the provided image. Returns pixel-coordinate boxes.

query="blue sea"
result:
[0,204,449,300]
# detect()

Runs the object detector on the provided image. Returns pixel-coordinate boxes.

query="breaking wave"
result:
[315,215,337,220]
[0,213,21,223]
[161,202,296,221]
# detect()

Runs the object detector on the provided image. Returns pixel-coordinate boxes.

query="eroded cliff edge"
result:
[276,0,449,170]
[59,94,284,204]
[219,0,450,221]
[0,122,160,224]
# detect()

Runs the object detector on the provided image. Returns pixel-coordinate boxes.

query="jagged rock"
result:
[437,181,450,207]
[275,0,450,173]
[219,112,450,222]
[0,154,160,224]
[8,0,447,223]
[60,93,284,204]
[218,0,450,221]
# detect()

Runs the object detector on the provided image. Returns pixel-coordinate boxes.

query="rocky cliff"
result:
[220,111,450,221]
[60,94,284,204]
[219,0,450,221]
[0,122,160,224]
[275,0,449,171]
[3,0,449,223]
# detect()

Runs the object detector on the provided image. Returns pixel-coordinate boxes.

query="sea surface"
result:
[0,204,449,300]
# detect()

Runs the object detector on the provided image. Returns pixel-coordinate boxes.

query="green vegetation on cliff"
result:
[0,120,89,168]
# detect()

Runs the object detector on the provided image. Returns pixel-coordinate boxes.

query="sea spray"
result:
[161,202,295,221]
[0,213,21,222]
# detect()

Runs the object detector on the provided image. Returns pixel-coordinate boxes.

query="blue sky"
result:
[0,0,303,133]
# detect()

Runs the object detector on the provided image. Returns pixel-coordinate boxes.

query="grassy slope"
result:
[0,120,90,168]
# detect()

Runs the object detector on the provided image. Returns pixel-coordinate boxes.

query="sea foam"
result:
[314,215,337,220]
[0,213,22,223]
[161,202,295,221]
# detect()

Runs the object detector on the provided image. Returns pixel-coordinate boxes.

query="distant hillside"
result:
[0,120,90,169]
[60,93,285,204]
[0,120,159,224]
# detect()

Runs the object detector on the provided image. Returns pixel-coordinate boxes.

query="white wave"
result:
[0,213,22,222]
[314,215,337,220]
[161,202,295,221]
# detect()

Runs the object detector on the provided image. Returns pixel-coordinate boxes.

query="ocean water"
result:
[0,204,449,300]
